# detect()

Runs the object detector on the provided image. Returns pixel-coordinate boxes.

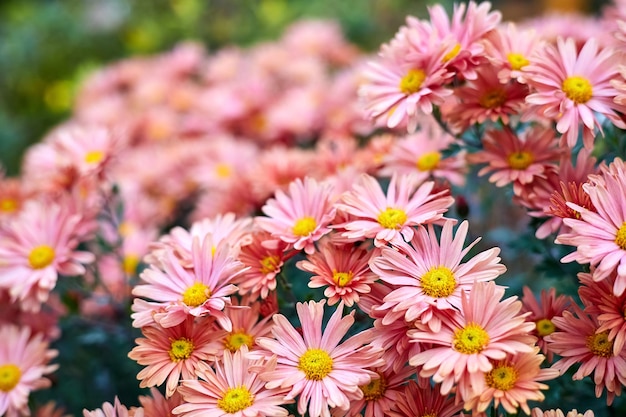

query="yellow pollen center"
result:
[182,282,210,307]
[615,222,626,251]
[28,245,55,269]
[587,331,613,358]
[333,271,354,287]
[399,69,426,95]
[536,318,556,337]
[0,198,18,213]
[215,163,232,179]
[507,53,529,71]
[416,151,441,171]
[453,323,490,354]
[168,337,194,361]
[293,216,317,237]
[479,88,507,109]
[421,266,456,298]
[360,373,387,401]
[298,348,333,380]
[377,207,408,230]
[217,386,254,413]
[259,254,280,275]
[485,364,518,391]
[224,331,255,352]
[508,151,534,170]
[84,150,104,165]
[443,43,461,62]
[0,364,21,392]
[421,413,437,417]
[123,255,140,275]
[562,76,593,104]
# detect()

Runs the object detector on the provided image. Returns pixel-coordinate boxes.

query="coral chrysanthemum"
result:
[83,397,143,417]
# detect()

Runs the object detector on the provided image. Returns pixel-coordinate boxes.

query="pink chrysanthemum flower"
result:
[138,388,183,417]
[297,239,377,307]
[386,380,464,417]
[557,158,626,295]
[83,397,143,417]
[547,304,626,404]
[0,200,94,312]
[173,347,291,417]
[370,220,506,332]
[409,281,536,395]
[256,177,336,255]
[131,234,246,330]
[334,173,454,247]
[521,286,572,362]
[218,299,274,354]
[531,409,595,417]
[0,325,59,417]
[254,300,383,417]
[484,22,542,83]
[522,37,626,149]
[128,316,222,397]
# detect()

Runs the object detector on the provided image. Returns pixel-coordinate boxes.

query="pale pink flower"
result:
[83,397,143,417]
[138,388,183,417]
[297,239,377,307]
[0,325,59,417]
[256,177,336,255]
[370,220,506,332]
[128,316,222,397]
[484,22,542,82]
[333,173,454,247]
[254,300,383,417]
[386,380,464,417]
[531,409,595,417]
[173,347,291,417]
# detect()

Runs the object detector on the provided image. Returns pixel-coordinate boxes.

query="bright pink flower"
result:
[386,380,464,417]
[483,22,542,82]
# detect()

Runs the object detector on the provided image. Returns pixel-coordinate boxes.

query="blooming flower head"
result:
[370,220,506,332]
[254,300,383,417]
[138,388,183,417]
[256,176,336,255]
[217,299,274,355]
[386,380,464,417]
[522,37,626,149]
[83,397,143,417]
[173,347,292,417]
[0,325,59,417]
[334,173,454,247]
[484,22,542,82]
[531,409,595,417]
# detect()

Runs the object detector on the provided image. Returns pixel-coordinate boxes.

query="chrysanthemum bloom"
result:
[0,325,59,417]
[386,380,464,417]
[371,220,506,332]
[0,200,94,312]
[83,397,143,417]
[217,299,274,354]
[483,22,542,83]
[254,300,383,417]
[173,347,292,417]
[297,239,377,307]
[531,409,594,417]
[334,173,454,247]
[462,348,559,414]
[128,316,222,397]
[255,177,336,255]
[409,281,536,395]
[522,37,626,149]
[521,286,572,362]
[546,304,626,404]
[469,126,562,195]
[138,388,183,417]
[556,158,626,295]
[131,234,246,330]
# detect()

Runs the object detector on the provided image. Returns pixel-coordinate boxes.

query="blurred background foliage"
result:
[0,0,610,175]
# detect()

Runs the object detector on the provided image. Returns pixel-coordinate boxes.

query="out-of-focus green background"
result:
[0,0,609,175]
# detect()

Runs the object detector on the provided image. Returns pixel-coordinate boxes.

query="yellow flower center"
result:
[168,337,194,362]
[123,255,140,275]
[28,245,55,269]
[298,348,333,381]
[0,198,18,213]
[421,266,456,298]
[333,271,354,287]
[507,53,529,71]
[293,216,317,237]
[479,88,507,109]
[507,151,534,170]
[453,323,490,354]
[377,208,407,230]
[416,151,441,171]
[421,413,437,417]
[360,373,387,401]
[562,75,593,104]
[615,222,626,251]
[0,364,21,392]
[399,69,426,95]
[259,254,281,275]
[84,150,104,165]
[215,163,232,179]
[485,364,518,391]
[217,386,254,413]
[586,331,613,358]
[224,331,255,352]
[182,282,210,307]
[536,318,556,337]
[443,43,462,63]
